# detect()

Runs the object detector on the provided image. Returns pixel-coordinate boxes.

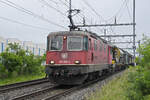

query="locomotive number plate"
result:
[59,60,71,63]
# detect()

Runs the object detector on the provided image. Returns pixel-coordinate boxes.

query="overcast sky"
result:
[0,0,149,53]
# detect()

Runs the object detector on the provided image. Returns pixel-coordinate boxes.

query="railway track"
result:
[42,85,81,100]
[11,71,124,100]
[43,71,124,100]
[11,84,75,100]
[42,76,110,100]
[0,78,49,93]
[12,85,60,100]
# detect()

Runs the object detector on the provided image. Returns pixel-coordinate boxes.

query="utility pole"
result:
[69,0,71,18]
[138,40,141,57]
[68,0,74,30]
[68,0,80,31]
[133,0,136,65]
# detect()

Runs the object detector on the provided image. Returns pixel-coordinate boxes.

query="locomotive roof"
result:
[48,30,117,47]
[48,31,115,47]
[48,31,108,42]
[48,31,88,36]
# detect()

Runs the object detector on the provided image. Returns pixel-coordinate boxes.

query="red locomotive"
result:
[45,31,133,85]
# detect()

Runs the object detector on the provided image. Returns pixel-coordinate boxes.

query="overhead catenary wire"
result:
[82,0,107,23]
[124,0,132,19]
[41,0,85,29]
[80,0,111,35]
[39,0,66,17]
[59,0,69,7]
[59,0,91,26]
[0,0,67,29]
[101,0,132,42]
[106,0,131,22]
[64,0,69,4]
[61,0,96,28]
[0,0,33,16]
[82,0,133,48]
[48,0,58,5]
[60,0,85,22]
[0,16,51,31]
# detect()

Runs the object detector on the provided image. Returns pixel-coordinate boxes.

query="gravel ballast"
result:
[0,82,52,100]
[0,71,125,100]
[60,71,125,100]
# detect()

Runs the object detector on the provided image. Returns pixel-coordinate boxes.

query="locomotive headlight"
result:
[74,60,80,64]
[63,36,67,40]
[50,60,55,64]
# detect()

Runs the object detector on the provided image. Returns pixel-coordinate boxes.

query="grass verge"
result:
[0,73,46,86]
[88,67,150,100]
[88,69,131,100]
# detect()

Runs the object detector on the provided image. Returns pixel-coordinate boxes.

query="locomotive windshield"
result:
[67,36,82,51]
[49,36,63,51]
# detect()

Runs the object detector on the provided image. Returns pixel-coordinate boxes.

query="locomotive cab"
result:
[46,31,89,85]
[46,32,89,65]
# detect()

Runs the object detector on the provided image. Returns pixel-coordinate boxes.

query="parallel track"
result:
[0,78,49,93]
[12,85,59,100]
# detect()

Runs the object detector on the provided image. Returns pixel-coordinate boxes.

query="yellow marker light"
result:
[112,60,115,64]
[50,61,55,64]
[75,60,80,64]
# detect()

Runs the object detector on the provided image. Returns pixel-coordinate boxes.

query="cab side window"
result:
[94,40,97,51]
[104,44,106,52]
[83,36,88,50]
[89,38,92,50]
[99,41,103,51]
[47,37,49,51]
[110,48,113,55]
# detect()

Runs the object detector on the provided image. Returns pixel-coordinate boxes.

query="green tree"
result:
[126,35,150,100]
[137,35,150,68]
[0,43,45,78]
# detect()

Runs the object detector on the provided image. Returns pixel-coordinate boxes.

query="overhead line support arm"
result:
[76,23,135,27]
[100,35,136,37]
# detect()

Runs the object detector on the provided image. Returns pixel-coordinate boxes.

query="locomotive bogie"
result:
[46,66,88,85]
[45,64,111,85]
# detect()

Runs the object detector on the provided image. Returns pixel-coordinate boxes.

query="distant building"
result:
[0,36,46,56]
[0,36,6,53]
[7,38,22,45]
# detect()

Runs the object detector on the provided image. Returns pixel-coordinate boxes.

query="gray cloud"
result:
[0,0,149,54]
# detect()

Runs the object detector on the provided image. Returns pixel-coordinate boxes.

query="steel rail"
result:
[42,86,80,100]
[0,78,49,93]
[43,71,124,100]
[11,70,125,100]
[12,85,59,100]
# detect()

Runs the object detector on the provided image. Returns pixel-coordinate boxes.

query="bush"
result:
[0,43,45,78]
[126,66,150,100]
[126,36,150,100]
[126,67,144,100]
[0,63,9,78]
